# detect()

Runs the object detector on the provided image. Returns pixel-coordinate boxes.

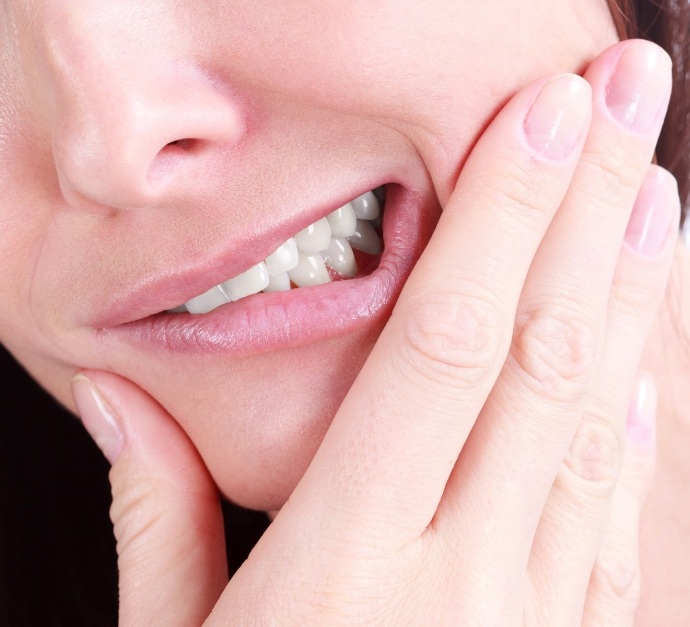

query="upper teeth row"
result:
[173,190,383,315]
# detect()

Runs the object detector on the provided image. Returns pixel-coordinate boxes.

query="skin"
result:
[637,248,690,625]
[75,44,678,623]
[0,0,618,509]
[0,0,687,621]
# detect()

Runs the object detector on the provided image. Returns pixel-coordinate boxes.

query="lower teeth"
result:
[170,188,385,315]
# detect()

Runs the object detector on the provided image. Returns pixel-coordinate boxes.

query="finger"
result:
[433,40,671,550]
[72,371,227,627]
[526,166,678,622]
[581,372,656,626]
[288,73,593,541]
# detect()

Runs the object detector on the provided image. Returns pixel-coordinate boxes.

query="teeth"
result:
[184,285,231,314]
[322,237,357,278]
[171,188,385,314]
[264,238,299,276]
[288,251,331,287]
[348,219,382,255]
[326,203,357,237]
[350,191,380,221]
[294,217,332,254]
[263,271,291,292]
[222,262,269,300]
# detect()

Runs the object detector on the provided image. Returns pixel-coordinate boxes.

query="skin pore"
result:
[0,0,619,511]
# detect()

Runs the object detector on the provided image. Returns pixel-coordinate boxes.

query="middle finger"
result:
[436,40,672,580]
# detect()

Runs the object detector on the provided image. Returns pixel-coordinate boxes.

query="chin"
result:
[137,324,382,511]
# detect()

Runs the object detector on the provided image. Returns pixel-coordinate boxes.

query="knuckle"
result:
[580,146,641,203]
[560,415,623,496]
[398,292,502,387]
[609,276,658,322]
[591,544,641,613]
[109,472,165,557]
[469,159,553,227]
[621,446,656,497]
[511,303,598,402]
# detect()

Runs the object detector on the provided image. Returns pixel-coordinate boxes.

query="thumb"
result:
[72,371,227,626]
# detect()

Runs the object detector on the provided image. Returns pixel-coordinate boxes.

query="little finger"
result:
[581,372,657,626]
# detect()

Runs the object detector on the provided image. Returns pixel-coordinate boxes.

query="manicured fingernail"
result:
[626,371,656,447]
[72,374,124,463]
[524,75,591,160]
[606,43,672,133]
[624,166,679,255]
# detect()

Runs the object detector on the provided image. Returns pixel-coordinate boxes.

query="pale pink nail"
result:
[624,166,678,256]
[606,43,672,133]
[524,75,591,160]
[626,371,657,448]
[72,375,124,463]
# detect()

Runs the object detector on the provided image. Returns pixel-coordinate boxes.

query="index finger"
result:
[290,74,592,539]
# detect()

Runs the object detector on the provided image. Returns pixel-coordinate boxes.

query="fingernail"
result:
[606,43,672,133]
[626,371,656,448]
[524,75,591,160]
[624,166,679,255]
[72,374,125,463]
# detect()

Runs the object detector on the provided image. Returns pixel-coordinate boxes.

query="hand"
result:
[72,40,679,625]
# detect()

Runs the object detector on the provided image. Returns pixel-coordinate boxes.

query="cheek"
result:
[0,166,72,374]
[258,0,616,206]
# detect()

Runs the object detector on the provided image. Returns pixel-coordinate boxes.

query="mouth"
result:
[101,182,439,355]
[172,188,385,315]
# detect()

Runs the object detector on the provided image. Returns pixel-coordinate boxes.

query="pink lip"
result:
[92,177,396,328]
[102,185,440,355]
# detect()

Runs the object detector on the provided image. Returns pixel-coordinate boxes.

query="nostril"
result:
[165,138,195,150]
[147,138,201,187]
[53,60,244,211]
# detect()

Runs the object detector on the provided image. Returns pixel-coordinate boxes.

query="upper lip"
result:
[90,175,394,328]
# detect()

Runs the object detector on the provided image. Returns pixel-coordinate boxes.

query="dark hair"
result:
[2,2,689,624]
[609,0,690,224]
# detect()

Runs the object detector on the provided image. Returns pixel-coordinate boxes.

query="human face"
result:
[0,1,617,509]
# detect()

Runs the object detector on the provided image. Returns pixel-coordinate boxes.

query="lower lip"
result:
[106,185,438,355]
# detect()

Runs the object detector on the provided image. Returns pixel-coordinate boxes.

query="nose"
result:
[53,63,244,211]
